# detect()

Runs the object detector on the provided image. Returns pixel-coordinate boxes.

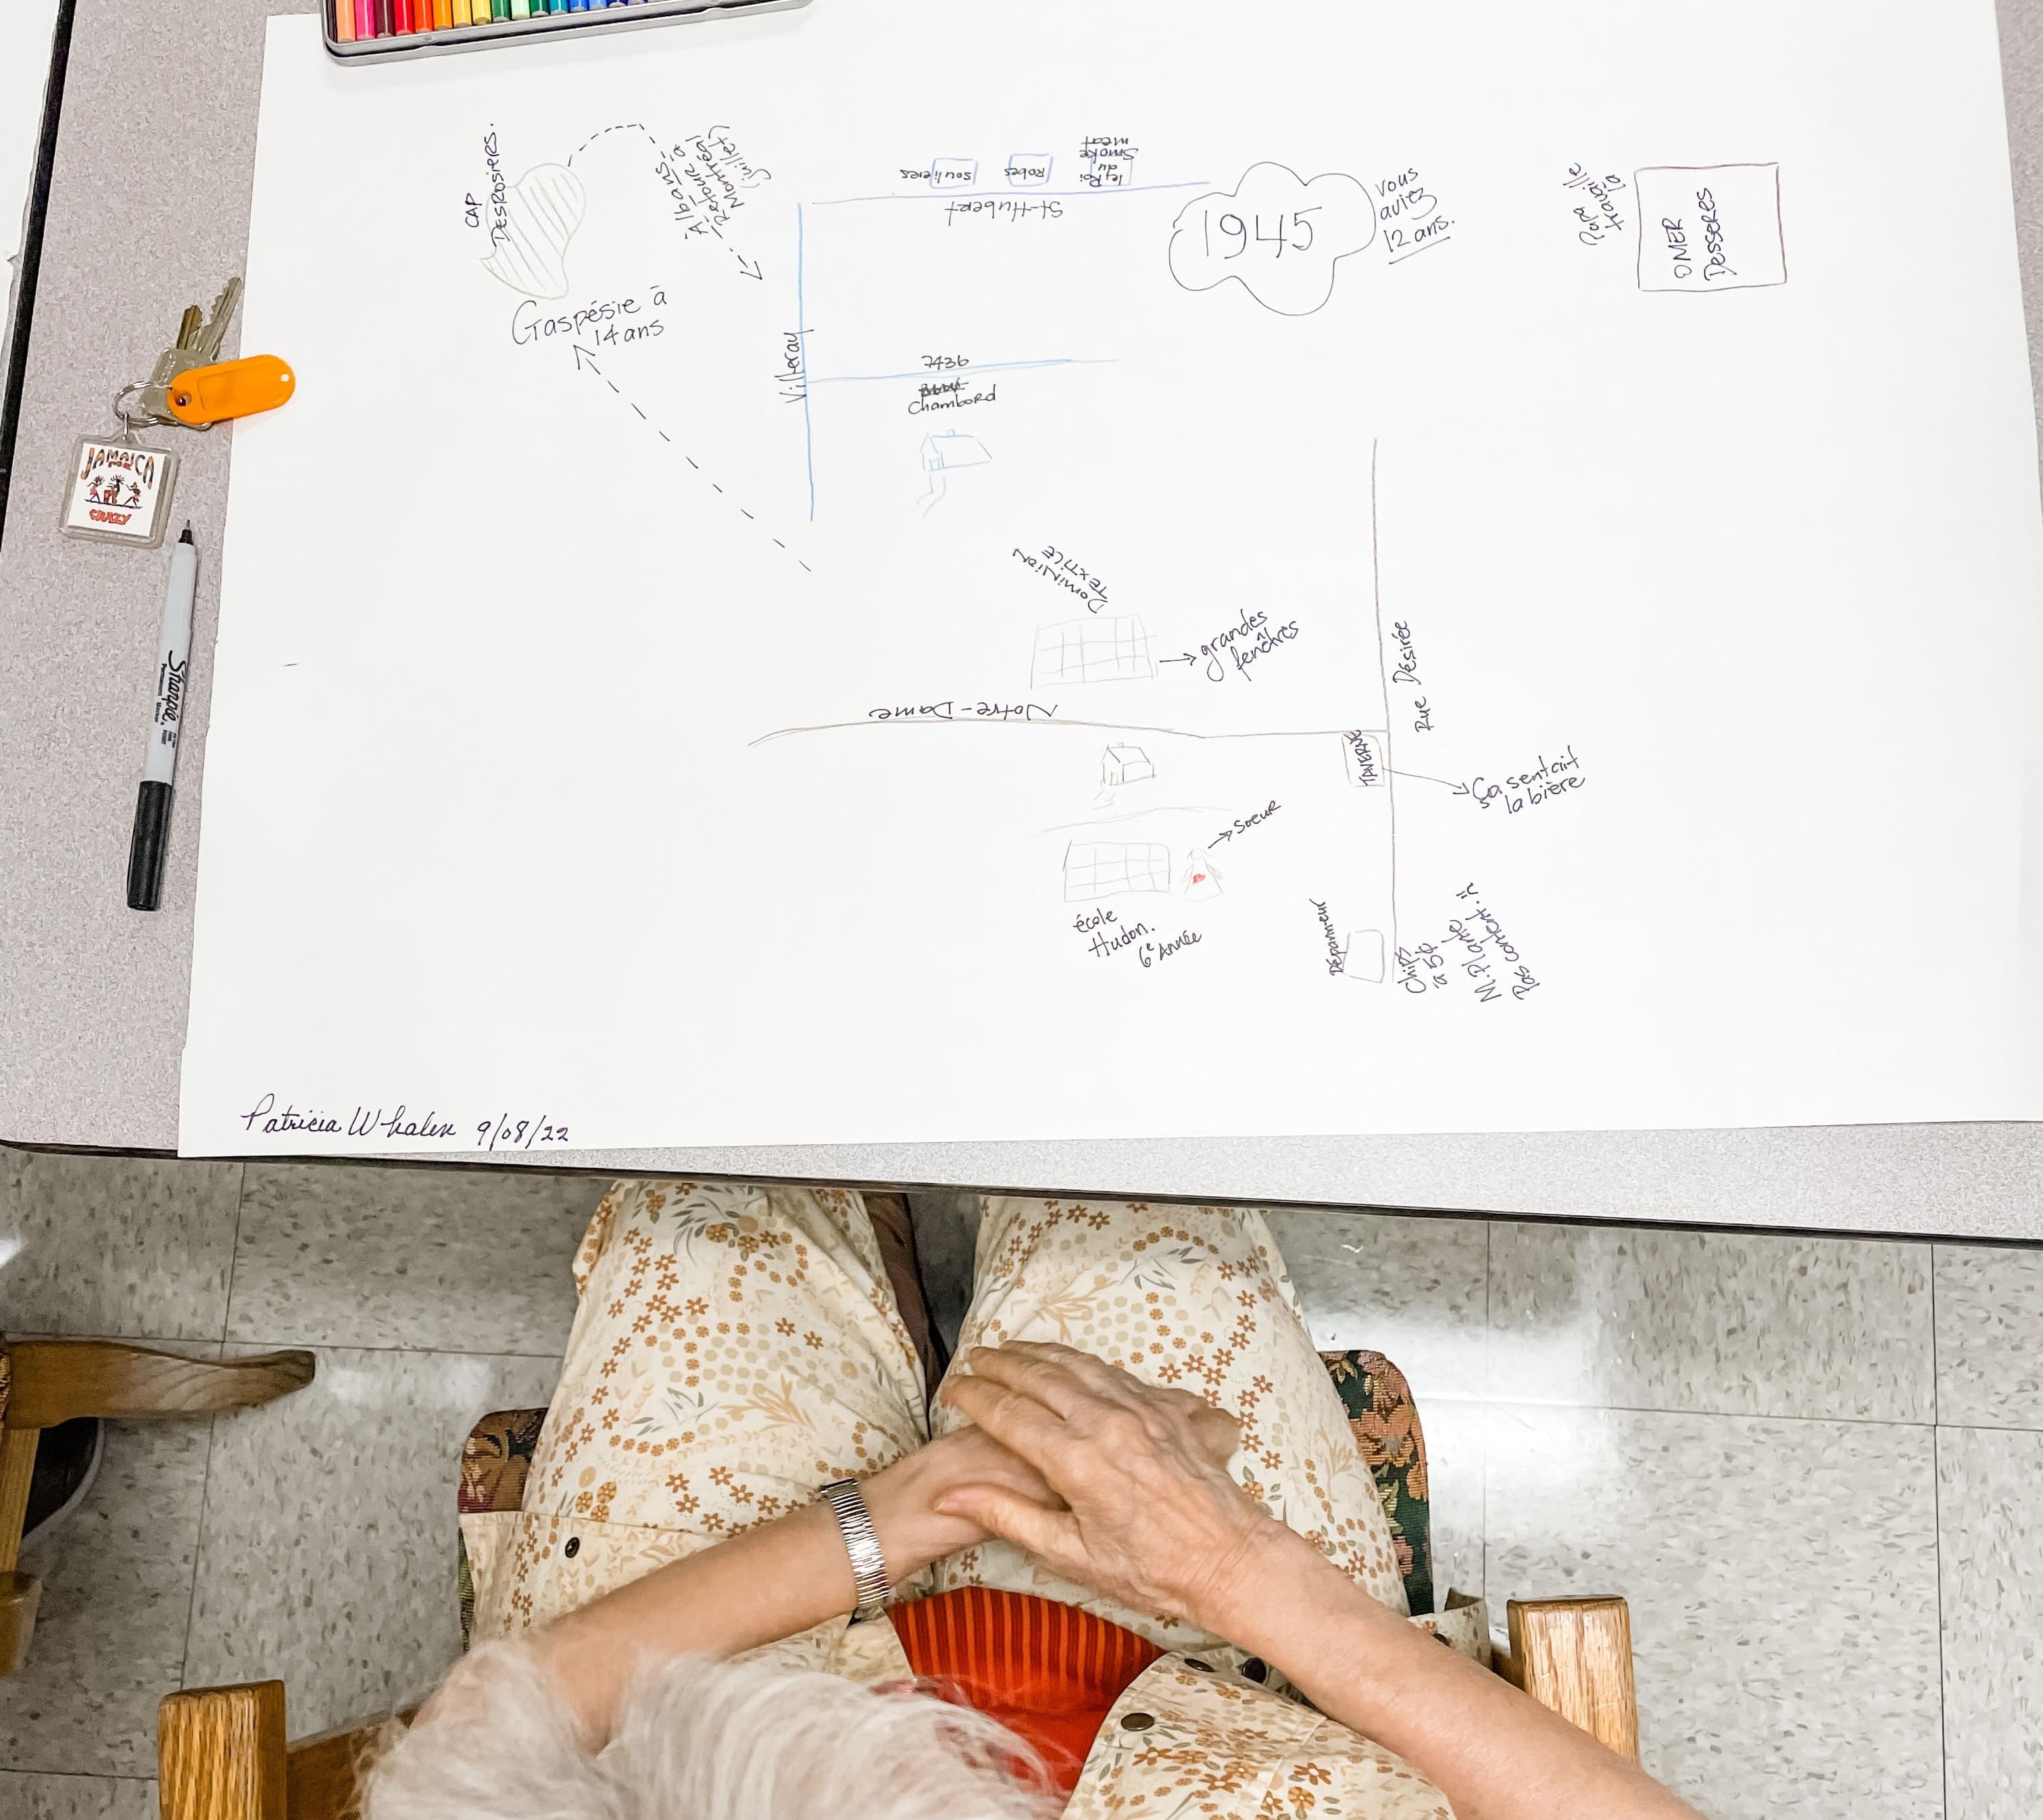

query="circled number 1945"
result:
[1198,206,1321,258]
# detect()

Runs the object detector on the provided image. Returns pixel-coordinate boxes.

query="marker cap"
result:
[126,781,173,912]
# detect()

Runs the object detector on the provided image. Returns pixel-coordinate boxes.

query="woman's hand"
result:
[526,1423,1062,1741]
[932,1342,1316,1631]
[862,1421,1066,1575]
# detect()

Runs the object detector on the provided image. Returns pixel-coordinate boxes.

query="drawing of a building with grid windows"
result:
[1063,841,1173,901]
[1032,615,1156,687]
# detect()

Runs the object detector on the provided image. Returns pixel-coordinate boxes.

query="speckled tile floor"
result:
[1,1156,2039,1820]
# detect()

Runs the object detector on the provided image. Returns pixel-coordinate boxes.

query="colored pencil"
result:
[344,0,676,43]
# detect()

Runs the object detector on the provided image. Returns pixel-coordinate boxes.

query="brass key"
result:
[133,280,243,427]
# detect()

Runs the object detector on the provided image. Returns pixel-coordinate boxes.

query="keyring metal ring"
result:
[112,383,153,433]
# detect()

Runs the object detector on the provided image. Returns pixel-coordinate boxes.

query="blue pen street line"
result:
[811,180,1212,207]
[810,357,1117,386]
[797,203,817,522]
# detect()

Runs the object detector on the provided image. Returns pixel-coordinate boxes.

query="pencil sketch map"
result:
[463,99,1800,1006]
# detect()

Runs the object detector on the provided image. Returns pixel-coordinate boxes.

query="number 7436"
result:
[1203,206,1321,257]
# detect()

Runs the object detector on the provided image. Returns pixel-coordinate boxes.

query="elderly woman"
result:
[372,1185,1700,1820]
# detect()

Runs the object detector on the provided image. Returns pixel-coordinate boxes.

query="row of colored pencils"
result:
[335,0,657,41]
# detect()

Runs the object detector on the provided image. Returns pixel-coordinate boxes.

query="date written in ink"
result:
[477,1113,573,1151]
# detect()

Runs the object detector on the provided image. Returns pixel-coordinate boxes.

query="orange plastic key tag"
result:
[165,355,296,428]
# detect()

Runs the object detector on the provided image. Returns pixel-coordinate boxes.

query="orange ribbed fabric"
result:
[891,1588,1162,1792]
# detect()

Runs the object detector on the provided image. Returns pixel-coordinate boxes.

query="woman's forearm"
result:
[516,1437,1035,1740]
[1210,1533,1703,1820]
[532,1501,864,1737]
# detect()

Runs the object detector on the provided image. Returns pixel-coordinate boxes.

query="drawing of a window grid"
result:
[1064,841,1172,902]
[1032,615,1156,687]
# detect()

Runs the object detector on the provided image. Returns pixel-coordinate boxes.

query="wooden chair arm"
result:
[1494,1595,1639,1763]
[156,1602,1633,1820]
[3,1346,312,1680]
[3,1342,314,1429]
[160,1682,396,1820]
[160,1682,289,1820]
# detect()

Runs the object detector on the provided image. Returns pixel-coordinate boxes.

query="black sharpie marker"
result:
[126,523,198,912]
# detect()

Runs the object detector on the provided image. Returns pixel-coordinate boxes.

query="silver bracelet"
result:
[819,1478,893,1620]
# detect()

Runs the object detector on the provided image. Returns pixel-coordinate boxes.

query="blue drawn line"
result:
[810,180,1212,207]
[796,203,816,523]
[796,204,817,522]
[810,357,1118,386]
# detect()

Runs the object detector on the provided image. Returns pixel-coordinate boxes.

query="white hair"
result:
[363,1644,1063,1820]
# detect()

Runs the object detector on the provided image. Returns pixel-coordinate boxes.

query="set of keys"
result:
[118,279,295,432]
[60,276,297,549]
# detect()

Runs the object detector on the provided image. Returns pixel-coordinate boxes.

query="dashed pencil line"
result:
[568,345,806,570]
[568,120,660,164]
[566,122,762,278]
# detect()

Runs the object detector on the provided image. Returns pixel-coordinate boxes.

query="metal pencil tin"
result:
[324,0,809,64]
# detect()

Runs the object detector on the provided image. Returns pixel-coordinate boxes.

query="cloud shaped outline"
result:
[1168,162,1377,317]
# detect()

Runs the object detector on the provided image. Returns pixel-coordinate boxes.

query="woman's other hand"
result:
[933,1342,1314,1631]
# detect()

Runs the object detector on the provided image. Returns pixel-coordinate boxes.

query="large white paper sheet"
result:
[182,1,2043,1157]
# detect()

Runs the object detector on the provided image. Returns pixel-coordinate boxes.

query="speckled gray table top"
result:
[3,0,2042,1241]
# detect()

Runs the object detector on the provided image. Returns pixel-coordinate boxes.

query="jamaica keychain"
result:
[59,278,294,549]
[59,419,181,549]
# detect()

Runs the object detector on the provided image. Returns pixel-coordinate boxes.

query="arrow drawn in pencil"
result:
[572,344,603,374]
[733,252,764,280]
[1160,652,1198,666]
